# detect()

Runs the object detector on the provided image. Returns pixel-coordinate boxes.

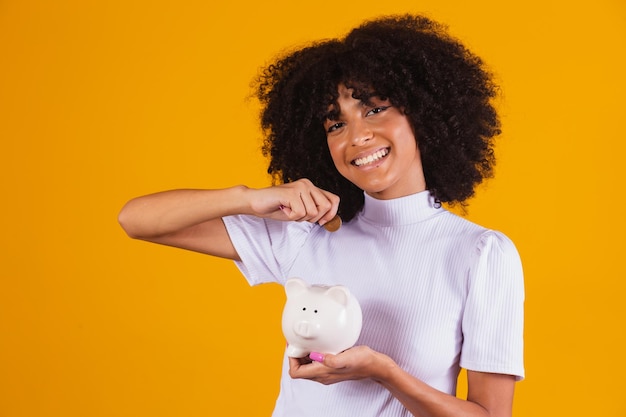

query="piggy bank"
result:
[282,277,362,358]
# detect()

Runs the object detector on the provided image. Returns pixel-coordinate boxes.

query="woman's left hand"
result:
[288,346,395,385]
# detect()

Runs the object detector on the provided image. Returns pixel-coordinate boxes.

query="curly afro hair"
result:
[255,14,501,222]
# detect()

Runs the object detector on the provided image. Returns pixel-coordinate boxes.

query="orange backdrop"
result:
[1,1,625,416]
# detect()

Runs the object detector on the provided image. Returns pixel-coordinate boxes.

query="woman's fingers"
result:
[317,189,341,228]
[276,179,339,224]
[248,179,339,225]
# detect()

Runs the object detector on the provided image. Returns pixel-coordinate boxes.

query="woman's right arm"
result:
[117,180,339,260]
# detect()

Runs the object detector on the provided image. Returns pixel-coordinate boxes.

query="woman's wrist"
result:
[227,185,253,215]
[371,351,400,385]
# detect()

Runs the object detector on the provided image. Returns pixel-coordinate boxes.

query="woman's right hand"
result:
[247,178,340,227]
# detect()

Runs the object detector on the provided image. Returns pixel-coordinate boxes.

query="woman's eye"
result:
[367,106,390,116]
[327,122,345,133]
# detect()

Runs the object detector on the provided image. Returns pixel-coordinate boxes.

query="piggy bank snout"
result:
[293,320,320,339]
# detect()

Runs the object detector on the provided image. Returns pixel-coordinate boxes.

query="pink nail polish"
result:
[309,352,324,362]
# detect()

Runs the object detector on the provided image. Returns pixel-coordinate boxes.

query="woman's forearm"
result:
[376,355,513,417]
[380,369,487,417]
[118,186,250,239]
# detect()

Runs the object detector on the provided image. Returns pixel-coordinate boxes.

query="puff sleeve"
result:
[460,230,525,380]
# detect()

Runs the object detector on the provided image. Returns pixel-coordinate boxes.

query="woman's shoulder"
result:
[437,211,519,254]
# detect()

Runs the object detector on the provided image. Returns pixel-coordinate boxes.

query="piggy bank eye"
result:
[302,307,306,311]
[314,310,318,313]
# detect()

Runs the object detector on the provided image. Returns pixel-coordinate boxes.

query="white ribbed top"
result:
[224,190,524,417]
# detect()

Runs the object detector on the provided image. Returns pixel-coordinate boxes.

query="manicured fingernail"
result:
[309,352,324,362]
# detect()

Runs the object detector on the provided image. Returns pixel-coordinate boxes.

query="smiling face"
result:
[324,84,427,200]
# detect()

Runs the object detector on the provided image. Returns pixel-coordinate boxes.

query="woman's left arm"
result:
[381,361,515,417]
[289,346,515,417]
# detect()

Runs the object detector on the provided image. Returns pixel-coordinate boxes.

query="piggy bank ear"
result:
[325,286,350,307]
[285,278,308,298]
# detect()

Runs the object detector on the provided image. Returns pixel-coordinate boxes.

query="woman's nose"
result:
[350,119,373,145]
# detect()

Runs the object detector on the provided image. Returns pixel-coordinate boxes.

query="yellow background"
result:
[1,0,625,416]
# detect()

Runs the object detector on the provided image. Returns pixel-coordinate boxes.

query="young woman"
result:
[119,14,524,417]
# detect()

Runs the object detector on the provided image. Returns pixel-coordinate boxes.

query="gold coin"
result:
[323,215,342,232]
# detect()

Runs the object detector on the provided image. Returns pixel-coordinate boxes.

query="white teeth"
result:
[354,148,389,167]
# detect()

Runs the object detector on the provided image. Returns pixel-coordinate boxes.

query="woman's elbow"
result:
[117,203,145,239]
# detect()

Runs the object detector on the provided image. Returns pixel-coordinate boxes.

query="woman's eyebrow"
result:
[323,108,340,121]
[363,93,388,106]
[322,93,388,121]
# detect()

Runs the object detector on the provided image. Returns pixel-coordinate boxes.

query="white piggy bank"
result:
[282,277,362,358]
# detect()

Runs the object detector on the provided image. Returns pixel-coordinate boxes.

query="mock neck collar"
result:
[359,190,444,226]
